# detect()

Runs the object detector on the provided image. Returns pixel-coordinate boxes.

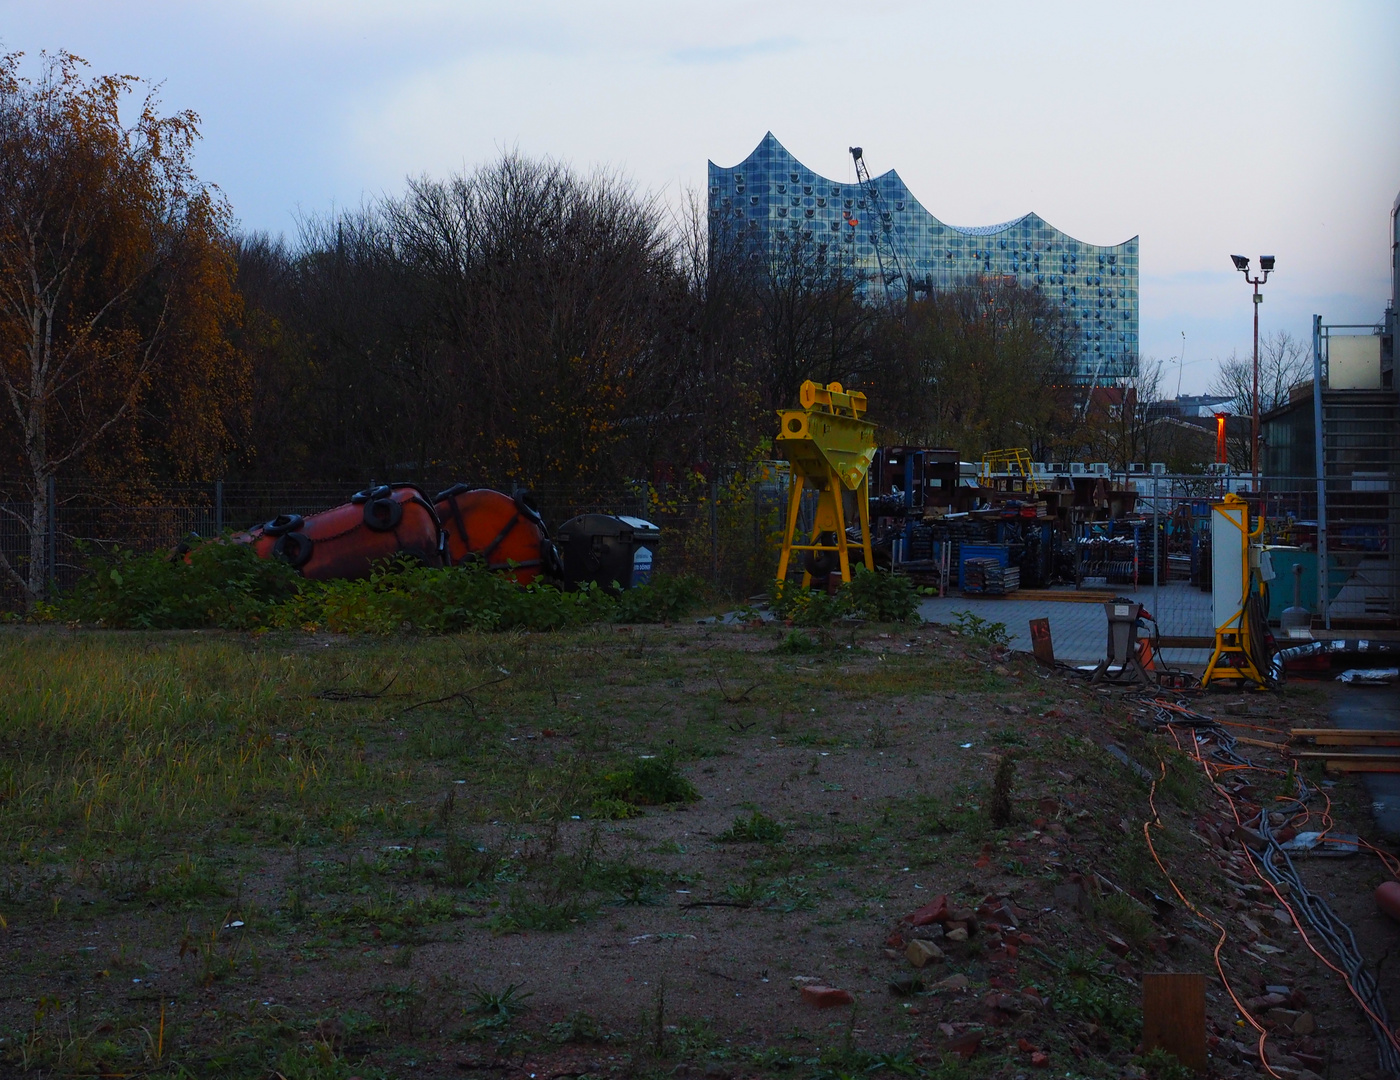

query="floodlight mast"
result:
[1230,254,1276,490]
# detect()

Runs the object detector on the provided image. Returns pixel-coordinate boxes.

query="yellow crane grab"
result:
[775,380,877,585]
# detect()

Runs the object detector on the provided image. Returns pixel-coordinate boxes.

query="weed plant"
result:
[716,811,787,844]
[948,609,1010,647]
[598,755,698,807]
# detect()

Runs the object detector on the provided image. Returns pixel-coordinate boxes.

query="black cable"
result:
[1139,698,1400,1076]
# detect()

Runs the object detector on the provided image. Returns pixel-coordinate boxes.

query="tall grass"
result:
[0,632,510,855]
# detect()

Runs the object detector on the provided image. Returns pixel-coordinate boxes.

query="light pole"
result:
[1231,254,1275,489]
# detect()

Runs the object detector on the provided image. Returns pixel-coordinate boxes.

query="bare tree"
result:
[1207,330,1311,470]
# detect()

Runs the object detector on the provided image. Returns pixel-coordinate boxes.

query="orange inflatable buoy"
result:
[1376,881,1400,924]
[237,484,444,580]
[433,485,559,584]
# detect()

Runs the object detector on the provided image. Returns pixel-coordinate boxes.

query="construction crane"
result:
[848,146,931,307]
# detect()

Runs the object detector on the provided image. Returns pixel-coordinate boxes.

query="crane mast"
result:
[848,146,930,308]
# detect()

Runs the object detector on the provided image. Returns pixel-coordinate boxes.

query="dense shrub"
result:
[771,567,921,626]
[54,539,703,633]
[612,573,704,623]
[272,558,615,633]
[60,538,301,629]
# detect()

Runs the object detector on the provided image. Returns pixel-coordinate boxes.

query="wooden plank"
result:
[1289,729,1400,746]
[1234,736,1287,751]
[1142,972,1207,1072]
[1321,759,1400,774]
[1292,750,1400,761]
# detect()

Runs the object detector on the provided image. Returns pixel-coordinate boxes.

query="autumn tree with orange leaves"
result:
[0,51,245,605]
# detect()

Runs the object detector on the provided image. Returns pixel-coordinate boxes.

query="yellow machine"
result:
[979,448,1041,492]
[1201,493,1269,688]
[775,380,877,585]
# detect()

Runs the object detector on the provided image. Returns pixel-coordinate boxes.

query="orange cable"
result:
[1169,721,1400,1062]
[1140,753,1281,1077]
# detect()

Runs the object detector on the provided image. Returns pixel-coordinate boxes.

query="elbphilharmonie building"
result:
[708,133,1139,383]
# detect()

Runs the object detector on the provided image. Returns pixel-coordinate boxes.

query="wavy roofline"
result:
[711,132,1137,248]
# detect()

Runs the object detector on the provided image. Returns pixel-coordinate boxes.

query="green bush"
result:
[771,567,921,625]
[55,539,620,633]
[59,537,301,629]
[846,566,920,621]
[612,574,704,623]
[273,558,613,633]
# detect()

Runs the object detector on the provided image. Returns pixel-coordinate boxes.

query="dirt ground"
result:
[1,620,1398,1079]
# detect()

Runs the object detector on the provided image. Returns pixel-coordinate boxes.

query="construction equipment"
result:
[849,146,930,306]
[1201,492,1270,688]
[775,380,877,586]
[978,448,1041,492]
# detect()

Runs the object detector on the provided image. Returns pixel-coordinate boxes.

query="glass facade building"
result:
[709,133,1140,383]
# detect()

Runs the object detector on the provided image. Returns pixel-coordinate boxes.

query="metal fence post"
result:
[45,475,56,599]
[1312,315,1329,629]
[710,477,720,585]
[215,479,224,535]
[1152,479,1160,621]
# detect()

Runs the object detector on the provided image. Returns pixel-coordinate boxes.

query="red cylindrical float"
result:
[1376,880,1400,924]
[432,486,557,585]
[236,484,443,580]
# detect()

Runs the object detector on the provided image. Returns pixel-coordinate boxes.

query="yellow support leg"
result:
[857,474,873,573]
[831,469,851,583]
[775,477,804,583]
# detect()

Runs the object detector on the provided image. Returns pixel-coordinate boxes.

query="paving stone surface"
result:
[918,582,1214,664]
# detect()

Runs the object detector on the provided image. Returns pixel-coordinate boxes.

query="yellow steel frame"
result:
[775,381,877,585]
[1201,493,1267,688]
[979,447,1041,491]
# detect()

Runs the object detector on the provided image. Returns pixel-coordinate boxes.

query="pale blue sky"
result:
[3,1,1397,393]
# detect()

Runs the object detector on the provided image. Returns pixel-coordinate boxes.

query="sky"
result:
[3,1,1397,395]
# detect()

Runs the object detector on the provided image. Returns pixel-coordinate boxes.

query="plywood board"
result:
[1142,972,1206,1072]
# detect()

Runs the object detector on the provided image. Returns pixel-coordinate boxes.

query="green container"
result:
[1263,547,1346,621]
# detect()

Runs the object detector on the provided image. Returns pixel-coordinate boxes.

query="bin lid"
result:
[558,513,659,540]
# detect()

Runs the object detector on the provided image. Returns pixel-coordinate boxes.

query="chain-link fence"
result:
[0,469,793,611]
[3,470,1391,640]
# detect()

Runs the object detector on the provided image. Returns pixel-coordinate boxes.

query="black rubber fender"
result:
[262,513,305,537]
[273,531,315,569]
[363,497,403,532]
[513,489,548,536]
[352,485,392,505]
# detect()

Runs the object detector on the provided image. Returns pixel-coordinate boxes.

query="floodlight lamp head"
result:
[1259,255,1276,272]
[1231,255,1250,272]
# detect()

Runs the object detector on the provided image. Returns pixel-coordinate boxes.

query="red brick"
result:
[800,985,853,1009]
[903,895,949,927]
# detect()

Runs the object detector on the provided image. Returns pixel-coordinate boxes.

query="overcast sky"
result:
[4,1,1397,394]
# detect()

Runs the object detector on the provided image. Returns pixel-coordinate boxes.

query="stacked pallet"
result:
[962,557,1020,595]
